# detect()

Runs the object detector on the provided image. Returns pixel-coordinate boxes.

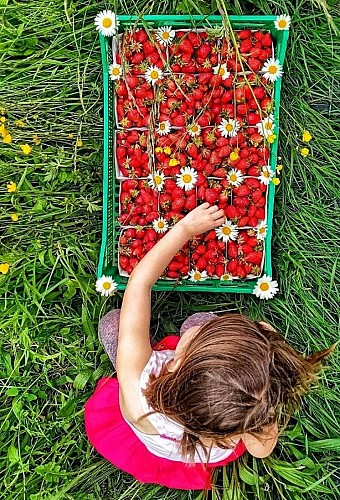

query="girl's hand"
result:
[179,202,225,239]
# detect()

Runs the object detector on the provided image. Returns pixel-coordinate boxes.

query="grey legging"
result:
[98,310,217,369]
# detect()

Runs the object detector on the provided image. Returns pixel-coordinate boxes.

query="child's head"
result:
[143,314,333,461]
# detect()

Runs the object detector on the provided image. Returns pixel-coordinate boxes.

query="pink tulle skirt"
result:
[84,337,246,490]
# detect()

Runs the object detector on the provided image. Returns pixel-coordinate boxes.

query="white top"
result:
[124,349,236,463]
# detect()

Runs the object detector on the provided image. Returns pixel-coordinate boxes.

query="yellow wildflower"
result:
[20,144,32,155]
[230,151,239,161]
[300,147,309,157]
[3,134,12,144]
[10,213,19,222]
[15,120,25,127]
[276,164,283,173]
[163,146,171,155]
[155,147,163,153]
[7,181,17,193]
[0,263,10,275]
[76,138,83,147]
[68,133,74,139]
[32,134,41,145]
[0,116,6,123]
[169,158,180,167]
[302,130,312,142]
[272,178,280,186]
[267,134,277,144]
[0,124,8,138]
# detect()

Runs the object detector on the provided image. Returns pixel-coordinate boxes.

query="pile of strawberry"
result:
[113,26,277,281]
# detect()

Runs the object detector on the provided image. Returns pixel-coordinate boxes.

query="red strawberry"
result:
[178,38,194,53]
[187,144,198,159]
[172,197,185,212]
[235,185,251,197]
[196,257,208,271]
[238,216,249,227]
[226,205,239,219]
[228,241,238,258]
[245,251,263,264]
[205,188,219,204]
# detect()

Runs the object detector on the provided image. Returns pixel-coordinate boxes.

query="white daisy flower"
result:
[227,169,244,187]
[147,170,165,191]
[256,114,275,137]
[188,269,208,282]
[153,217,169,233]
[94,10,119,37]
[253,274,279,300]
[145,65,164,85]
[218,118,241,138]
[157,120,171,135]
[261,58,283,83]
[95,275,118,297]
[176,166,198,191]
[274,14,291,30]
[213,63,230,80]
[187,123,201,137]
[109,62,122,81]
[259,166,275,185]
[256,222,268,240]
[156,26,175,45]
[215,221,239,242]
[220,273,233,281]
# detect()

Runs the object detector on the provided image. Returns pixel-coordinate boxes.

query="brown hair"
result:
[142,314,334,462]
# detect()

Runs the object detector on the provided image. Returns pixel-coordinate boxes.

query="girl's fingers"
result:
[207,204,219,213]
[212,209,225,220]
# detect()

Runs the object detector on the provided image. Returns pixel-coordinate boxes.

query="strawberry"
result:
[196,257,208,271]
[226,205,239,219]
[247,58,261,72]
[213,168,227,178]
[172,197,185,212]
[187,144,199,159]
[178,38,194,53]
[215,264,225,277]
[237,29,252,39]
[237,216,249,227]
[205,188,219,204]
[234,185,251,197]
[245,251,263,264]
[228,241,238,258]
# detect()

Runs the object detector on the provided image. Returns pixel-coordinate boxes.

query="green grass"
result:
[0,0,339,499]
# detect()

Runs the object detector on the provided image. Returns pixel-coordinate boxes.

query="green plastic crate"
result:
[97,15,289,293]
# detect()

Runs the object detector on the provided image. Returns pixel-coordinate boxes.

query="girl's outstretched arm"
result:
[116,203,225,383]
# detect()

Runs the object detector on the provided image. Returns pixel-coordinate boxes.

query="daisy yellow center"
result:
[263,170,270,178]
[222,226,231,236]
[278,20,287,28]
[102,18,113,28]
[259,227,266,234]
[191,125,199,133]
[154,175,162,185]
[183,174,192,183]
[157,221,165,228]
[229,173,237,182]
[225,123,233,131]
[150,70,159,79]
[103,281,111,290]
[162,32,170,40]
[264,122,273,130]
[194,272,201,281]
[219,67,225,76]
[260,282,270,291]
[268,65,278,74]
[159,123,166,130]
[112,67,120,76]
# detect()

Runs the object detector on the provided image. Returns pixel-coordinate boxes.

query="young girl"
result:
[85,203,333,490]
